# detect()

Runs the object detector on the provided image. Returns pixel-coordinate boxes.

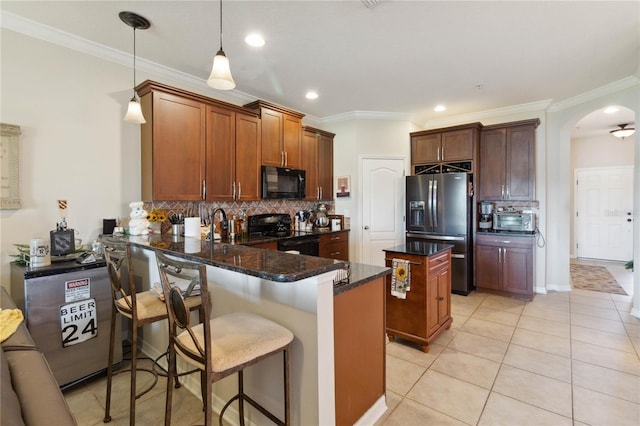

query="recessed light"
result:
[604,106,619,114]
[434,105,446,112]
[305,91,318,100]
[245,33,265,47]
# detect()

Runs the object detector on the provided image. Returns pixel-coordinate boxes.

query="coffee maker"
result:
[479,201,493,230]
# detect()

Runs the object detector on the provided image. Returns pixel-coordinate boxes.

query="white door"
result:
[361,157,406,266]
[575,166,634,261]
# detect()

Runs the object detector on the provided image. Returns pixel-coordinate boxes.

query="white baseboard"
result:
[546,284,572,292]
[354,395,387,426]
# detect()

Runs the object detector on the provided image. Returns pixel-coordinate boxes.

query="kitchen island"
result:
[104,234,390,425]
[384,243,453,352]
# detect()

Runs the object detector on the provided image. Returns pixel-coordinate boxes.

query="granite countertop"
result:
[104,234,347,283]
[383,242,454,257]
[237,228,350,247]
[332,262,391,296]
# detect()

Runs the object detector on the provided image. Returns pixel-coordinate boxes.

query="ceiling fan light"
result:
[207,49,236,90]
[610,124,635,139]
[124,97,146,123]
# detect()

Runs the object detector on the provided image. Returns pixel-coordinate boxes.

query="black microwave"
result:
[261,166,306,199]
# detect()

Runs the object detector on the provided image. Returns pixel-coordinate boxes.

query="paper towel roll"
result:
[184,217,201,238]
[30,238,51,267]
[184,237,201,254]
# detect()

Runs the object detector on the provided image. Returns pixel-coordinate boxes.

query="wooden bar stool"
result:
[102,241,201,425]
[155,251,294,426]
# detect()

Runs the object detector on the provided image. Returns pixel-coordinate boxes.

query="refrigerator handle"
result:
[433,179,438,228]
[427,180,433,228]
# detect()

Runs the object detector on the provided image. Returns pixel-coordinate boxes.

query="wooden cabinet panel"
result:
[146,91,206,201]
[442,128,475,161]
[475,234,534,299]
[234,113,261,201]
[302,127,335,201]
[319,231,348,261]
[479,119,538,201]
[411,133,441,164]
[283,114,301,168]
[206,105,235,200]
[334,277,385,426]
[260,109,284,167]
[410,123,481,172]
[384,249,452,352]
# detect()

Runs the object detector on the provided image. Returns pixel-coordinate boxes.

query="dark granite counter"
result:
[333,262,391,296]
[232,228,350,247]
[103,234,347,283]
[383,242,453,257]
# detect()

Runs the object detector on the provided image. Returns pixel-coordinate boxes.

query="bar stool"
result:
[155,251,294,426]
[102,241,201,425]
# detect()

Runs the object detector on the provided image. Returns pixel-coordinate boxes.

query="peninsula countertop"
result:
[101,234,389,294]
[383,242,454,257]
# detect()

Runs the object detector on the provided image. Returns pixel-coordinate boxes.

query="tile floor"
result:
[64,260,639,425]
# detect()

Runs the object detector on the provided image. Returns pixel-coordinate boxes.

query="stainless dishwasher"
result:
[10,259,121,388]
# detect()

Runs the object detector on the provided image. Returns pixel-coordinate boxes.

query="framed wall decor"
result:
[336,175,351,198]
[1,123,22,209]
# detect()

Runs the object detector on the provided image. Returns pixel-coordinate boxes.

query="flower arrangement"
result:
[147,209,168,223]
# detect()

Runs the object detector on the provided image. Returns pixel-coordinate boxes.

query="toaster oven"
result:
[493,210,535,232]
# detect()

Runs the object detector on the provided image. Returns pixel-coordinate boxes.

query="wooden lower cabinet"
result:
[475,234,534,299]
[334,277,385,425]
[319,231,349,261]
[384,248,452,352]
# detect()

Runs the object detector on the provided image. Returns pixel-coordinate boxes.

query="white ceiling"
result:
[1,0,638,136]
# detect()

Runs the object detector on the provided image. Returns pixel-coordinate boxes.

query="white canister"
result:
[331,218,341,231]
[30,238,51,267]
[184,217,201,238]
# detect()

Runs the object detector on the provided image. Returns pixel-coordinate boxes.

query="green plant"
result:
[624,260,633,271]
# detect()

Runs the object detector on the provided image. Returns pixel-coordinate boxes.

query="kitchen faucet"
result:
[209,208,228,240]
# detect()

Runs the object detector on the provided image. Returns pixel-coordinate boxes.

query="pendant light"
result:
[120,11,150,123]
[207,0,236,90]
[610,123,635,140]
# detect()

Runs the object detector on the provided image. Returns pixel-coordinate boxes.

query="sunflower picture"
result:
[395,265,408,281]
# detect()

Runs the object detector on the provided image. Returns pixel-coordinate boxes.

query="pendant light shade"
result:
[120,11,150,124]
[610,123,635,139]
[207,0,236,90]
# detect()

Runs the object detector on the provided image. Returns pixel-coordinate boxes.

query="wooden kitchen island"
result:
[384,243,453,352]
[105,234,390,425]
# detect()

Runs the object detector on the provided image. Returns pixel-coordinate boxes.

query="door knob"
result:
[627,218,632,222]
[364,226,370,230]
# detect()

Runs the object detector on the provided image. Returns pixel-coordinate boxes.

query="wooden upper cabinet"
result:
[244,100,304,169]
[137,80,259,202]
[141,90,206,201]
[302,126,334,201]
[410,123,481,172]
[478,119,539,201]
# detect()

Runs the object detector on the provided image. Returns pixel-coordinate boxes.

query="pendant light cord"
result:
[132,27,137,98]
[219,0,224,50]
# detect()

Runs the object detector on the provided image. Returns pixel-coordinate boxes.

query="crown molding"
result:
[421,99,551,129]
[323,110,414,124]
[547,76,640,112]
[0,11,254,105]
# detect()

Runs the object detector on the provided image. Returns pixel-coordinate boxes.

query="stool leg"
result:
[283,348,290,426]
[238,370,245,426]
[204,370,212,426]
[164,337,175,426]
[103,306,117,423]
[130,322,137,425]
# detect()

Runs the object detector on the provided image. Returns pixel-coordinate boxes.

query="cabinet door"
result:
[317,134,334,200]
[205,105,235,200]
[426,272,440,336]
[283,114,302,168]
[235,113,261,201]
[442,128,474,161]
[261,108,283,167]
[411,133,441,164]
[152,92,205,200]
[505,125,535,200]
[479,128,507,200]
[502,246,533,297]
[301,130,319,200]
[436,266,451,326]
[475,243,502,290]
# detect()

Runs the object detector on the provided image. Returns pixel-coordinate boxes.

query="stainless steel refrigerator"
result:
[406,172,473,295]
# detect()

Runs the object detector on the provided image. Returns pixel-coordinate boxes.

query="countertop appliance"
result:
[406,172,473,295]
[493,210,535,232]
[261,166,306,199]
[248,213,319,256]
[479,201,493,230]
[10,259,122,388]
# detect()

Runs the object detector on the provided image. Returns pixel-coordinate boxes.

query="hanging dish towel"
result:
[391,258,411,299]
[0,308,24,343]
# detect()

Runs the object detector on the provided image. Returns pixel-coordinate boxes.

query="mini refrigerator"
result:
[11,259,122,388]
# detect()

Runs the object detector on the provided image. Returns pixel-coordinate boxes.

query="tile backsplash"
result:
[142,200,335,233]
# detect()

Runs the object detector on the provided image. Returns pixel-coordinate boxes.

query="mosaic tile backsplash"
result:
[142,200,335,234]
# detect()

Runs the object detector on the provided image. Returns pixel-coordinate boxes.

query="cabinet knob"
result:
[438,297,444,301]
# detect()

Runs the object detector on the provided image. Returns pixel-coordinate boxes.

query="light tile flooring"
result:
[65,260,639,425]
